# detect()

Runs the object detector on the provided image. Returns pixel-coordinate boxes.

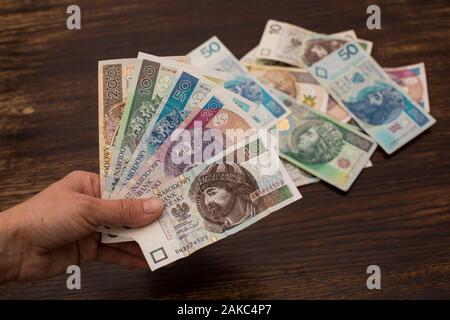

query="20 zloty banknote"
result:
[275,91,377,191]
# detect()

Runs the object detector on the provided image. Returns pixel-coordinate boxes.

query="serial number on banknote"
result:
[174,234,210,254]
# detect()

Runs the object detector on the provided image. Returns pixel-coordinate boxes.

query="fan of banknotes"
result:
[97,20,435,270]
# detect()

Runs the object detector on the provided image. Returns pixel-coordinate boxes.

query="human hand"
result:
[0,170,164,284]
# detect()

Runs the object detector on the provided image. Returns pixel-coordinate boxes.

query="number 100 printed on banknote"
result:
[300,37,436,154]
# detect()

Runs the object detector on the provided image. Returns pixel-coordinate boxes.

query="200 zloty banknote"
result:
[98,59,138,196]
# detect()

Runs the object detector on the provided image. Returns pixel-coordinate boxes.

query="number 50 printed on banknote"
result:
[299,37,436,154]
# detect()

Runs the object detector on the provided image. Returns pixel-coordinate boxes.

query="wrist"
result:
[0,209,25,284]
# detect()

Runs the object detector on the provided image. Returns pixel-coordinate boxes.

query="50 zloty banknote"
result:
[298,36,435,154]
[243,62,431,125]
[188,36,291,128]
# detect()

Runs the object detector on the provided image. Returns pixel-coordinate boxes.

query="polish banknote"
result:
[256,20,314,67]
[244,64,329,113]
[240,31,371,67]
[120,132,302,270]
[243,26,373,123]
[282,160,319,187]
[244,61,430,125]
[98,18,436,255]
[187,36,291,128]
[298,36,436,154]
[256,20,373,68]
[331,30,373,55]
[327,62,430,123]
[275,91,376,191]
[384,62,429,113]
[98,59,138,195]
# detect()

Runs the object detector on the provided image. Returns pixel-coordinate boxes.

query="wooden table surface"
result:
[1,0,449,299]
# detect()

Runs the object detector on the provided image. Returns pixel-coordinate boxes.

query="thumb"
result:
[87,197,164,227]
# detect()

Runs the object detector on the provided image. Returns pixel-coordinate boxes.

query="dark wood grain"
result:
[0,0,449,299]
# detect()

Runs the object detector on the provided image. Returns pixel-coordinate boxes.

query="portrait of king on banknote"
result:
[288,119,345,164]
[301,38,347,67]
[188,163,263,233]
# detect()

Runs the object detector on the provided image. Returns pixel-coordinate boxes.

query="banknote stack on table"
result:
[98,20,435,270]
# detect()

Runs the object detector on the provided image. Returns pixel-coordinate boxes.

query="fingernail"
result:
[143,198,164,215]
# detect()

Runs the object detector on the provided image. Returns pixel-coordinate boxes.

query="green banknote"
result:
[274,90,377,191]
